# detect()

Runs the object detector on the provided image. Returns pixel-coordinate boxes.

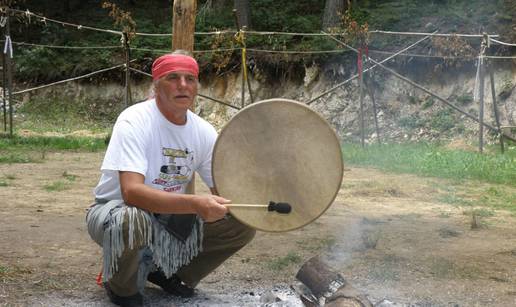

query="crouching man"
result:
[86,50,255,307]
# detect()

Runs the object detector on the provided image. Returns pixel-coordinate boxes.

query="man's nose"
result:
[178,76,188,87]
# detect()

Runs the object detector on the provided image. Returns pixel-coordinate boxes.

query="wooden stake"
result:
[478,36,486,153]
[2,40,6,132]
[123,32,132,108]
[358,51,365,148]
[172,0,197,194]
[5,14,12,137]
[172,0,197,53]
[366,77,381,145]
[488,61,505,153]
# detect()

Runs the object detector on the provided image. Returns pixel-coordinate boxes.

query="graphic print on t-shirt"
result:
[152,147,194,192]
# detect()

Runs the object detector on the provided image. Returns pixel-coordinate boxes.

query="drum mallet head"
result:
[268,201,292,214]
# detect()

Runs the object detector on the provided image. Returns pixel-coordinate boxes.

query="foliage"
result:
[430,109,456,131]
[101,1,136,39]
[456,94,474,105]
[6,0,511,82]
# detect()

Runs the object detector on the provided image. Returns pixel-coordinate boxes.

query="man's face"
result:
[155,71,198,111]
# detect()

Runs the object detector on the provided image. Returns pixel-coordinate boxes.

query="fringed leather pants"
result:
[86,200,256,296]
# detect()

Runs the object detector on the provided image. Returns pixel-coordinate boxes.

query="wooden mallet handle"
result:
[225,201,292,214]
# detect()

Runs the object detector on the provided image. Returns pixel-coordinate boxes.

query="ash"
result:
[27,283,304,306]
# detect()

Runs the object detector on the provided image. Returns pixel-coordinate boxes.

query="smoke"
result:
[321,216,381,268]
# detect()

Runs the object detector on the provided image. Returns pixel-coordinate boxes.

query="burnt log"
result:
[296,256,372,307]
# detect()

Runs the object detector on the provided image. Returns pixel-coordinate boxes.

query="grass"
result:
[296,236,336,252]
[0,174,16,187]
[342,143,516,186]
[266,252,302,271]
[62,171,77,181]
[0,263,32,280]
[43,171,77,192]
[43,180,71,192]
[0,134,107,164]
[428,257,482,279]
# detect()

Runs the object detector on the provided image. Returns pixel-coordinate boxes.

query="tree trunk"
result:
[233,0,251,29]
[322,0,347,30]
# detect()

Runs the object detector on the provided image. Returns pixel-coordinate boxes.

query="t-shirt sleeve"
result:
[101,119,148,176]
[197,124,218,188]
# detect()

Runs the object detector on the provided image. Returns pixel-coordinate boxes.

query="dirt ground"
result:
[1,151,516,306]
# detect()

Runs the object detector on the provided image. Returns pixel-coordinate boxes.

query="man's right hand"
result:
[193,195,230,222]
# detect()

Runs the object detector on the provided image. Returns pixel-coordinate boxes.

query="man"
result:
[86,50,255,307]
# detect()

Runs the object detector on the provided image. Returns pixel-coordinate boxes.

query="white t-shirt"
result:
[94,99,217,201]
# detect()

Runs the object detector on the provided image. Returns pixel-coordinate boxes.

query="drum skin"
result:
[212,98,343,232]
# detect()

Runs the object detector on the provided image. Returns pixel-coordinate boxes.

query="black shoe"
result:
[147,271,195,298]
[104,282,143,307]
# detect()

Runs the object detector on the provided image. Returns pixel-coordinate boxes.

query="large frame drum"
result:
[212,98,343,232]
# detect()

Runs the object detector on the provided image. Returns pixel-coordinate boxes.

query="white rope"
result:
[129,67,151,77]
[3,40,121,49]
[12,63,128,95]
[367,49,476,60]
[485,55,516,59]
[246,48,351,54]
[370,30,499,38]
[489,37,516,47]
[7,8,123,36]
[244,30,328,36]
[3,35,12,58]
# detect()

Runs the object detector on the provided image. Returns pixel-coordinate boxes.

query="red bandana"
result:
[151,54,199,80]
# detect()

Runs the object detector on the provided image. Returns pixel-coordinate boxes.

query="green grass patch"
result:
[0,134,106,151]
[266,252,302,271]
[296,236,336,252]
[0,173,16,187]
[463,208,495,218]
[62,171,77,182]
[437,194,472,206]
[43,180,71,192]
[479,187,516,212]
[342,143,516,186]
[428,257,482,279]
[5,174,16,180]
[0,134,107,164]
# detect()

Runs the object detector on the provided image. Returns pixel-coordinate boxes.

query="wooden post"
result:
[172,0,197,53]
[123,32,132,108]
[488,61,504,153]
[358,50,365,148]
[5,13,12,137]
[233,9,246,108]
[478,35,487,153]
[172,0,197,194]
[366,79,381,145]
[2,40,6,132]
[240,25,254,105]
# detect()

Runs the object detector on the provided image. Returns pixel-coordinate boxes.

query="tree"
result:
[322,0,348,30]
[233,0,250,29]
